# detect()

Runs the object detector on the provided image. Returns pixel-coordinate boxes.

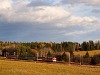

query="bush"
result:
[90,54,100,65]
[55,55,62,61]
[83,57,91,65]
[90,57,96,65]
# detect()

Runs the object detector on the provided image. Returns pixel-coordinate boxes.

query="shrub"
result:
[90,54,100,65]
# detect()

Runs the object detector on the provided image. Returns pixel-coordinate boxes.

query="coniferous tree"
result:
[61,52,68,62]
[84,51,90,58]
[47,51,52,57]
[89,40,94,50]
[81,41,88,51]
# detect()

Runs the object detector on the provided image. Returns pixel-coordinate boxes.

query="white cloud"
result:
[0,0,99,26]
[55,15,100,37]
[55,15,100,29]
[0,0,12,10]
[0,1,71,23]
[64,29,96,36]
[61,0,100,6]
[33,6,71,23]
[0,0,99,28]
[0,0,100,41]
[28,0,50,7]
[85,0,100,6]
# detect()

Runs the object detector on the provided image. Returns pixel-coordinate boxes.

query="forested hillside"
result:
[0,40,100,65]
[0,40,100,57]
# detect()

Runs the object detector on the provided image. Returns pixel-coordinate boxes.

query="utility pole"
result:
[26,49,28,59]
[80,54,81,65]
[69,52,70,66]
[14,52,16,55]
[37,53,38,62]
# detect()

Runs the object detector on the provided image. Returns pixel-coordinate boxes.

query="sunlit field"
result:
[63,50,100,56]
[0,60,100,75]
[74,50,100,56]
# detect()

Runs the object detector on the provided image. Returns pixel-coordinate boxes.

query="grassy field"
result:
[74,50,100,56]
[0,60,100,75]
[56,50,100,56]
[63,50,100,56]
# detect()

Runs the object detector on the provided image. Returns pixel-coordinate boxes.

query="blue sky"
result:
[0,0,100,43]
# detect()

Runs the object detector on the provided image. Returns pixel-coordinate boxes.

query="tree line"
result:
[0,40,100,65]
[0,40,100,58]
[0,40,100,52]
[0,41,100,55]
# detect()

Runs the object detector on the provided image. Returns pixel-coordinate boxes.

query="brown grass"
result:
[74,50,100,56]
[0,60,100,75]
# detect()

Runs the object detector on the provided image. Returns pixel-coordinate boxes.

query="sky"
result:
[0,0,100,43]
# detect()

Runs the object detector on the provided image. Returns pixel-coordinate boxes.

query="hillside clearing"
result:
[63,50,100,56]
[74,50,100,56]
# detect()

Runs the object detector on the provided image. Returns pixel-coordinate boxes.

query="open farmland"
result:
[56,50,100,56]
[0,60,100,75]
[62,50,100,56]
[74,50,100,56]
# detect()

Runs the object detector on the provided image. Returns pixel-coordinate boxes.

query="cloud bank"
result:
[0,0,100,42]
[61,0,100,6]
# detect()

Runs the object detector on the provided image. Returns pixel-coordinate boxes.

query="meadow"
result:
[61,50,100,56]
[74,50,100,56]
[0,60,100,75]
